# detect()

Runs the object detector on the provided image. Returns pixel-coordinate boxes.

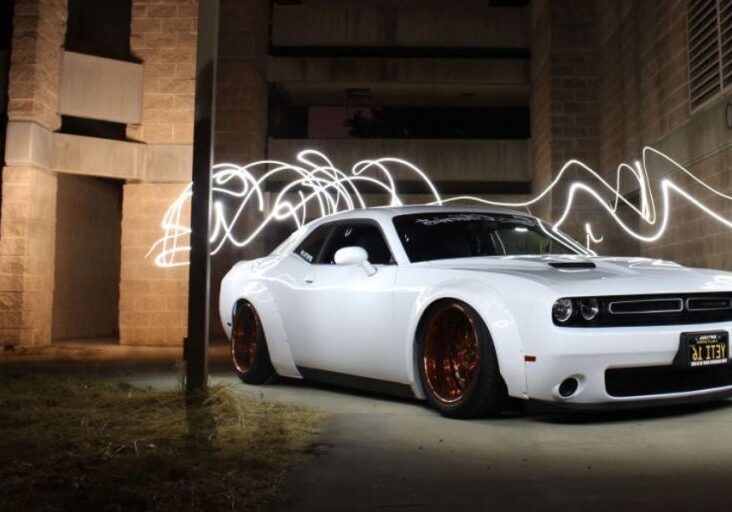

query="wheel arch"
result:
[220,273,301,379]
[406,281,527,400]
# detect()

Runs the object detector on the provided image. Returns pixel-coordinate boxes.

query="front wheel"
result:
[417,300,506,418]
[231,302,276,384]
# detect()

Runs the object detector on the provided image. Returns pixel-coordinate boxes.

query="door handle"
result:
[304,275,315,284]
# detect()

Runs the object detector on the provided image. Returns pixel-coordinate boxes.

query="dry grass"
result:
[0,373,323,511]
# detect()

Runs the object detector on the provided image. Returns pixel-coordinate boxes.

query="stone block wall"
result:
[529,0,602,244]
[594,0,732,267]
[0,0,66,347]
[119,0,197,345]
[639,146,732,270]
[118,0,270,345]
[597,0,689,173]
[126,0,197,144]
[0,166,57,346]
[119,183,190,345]
[6,0,67,130]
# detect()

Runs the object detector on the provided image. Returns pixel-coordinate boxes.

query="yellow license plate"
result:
[686,332,729,367]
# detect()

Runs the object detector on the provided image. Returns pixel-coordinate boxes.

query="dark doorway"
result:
[52,175,123,342]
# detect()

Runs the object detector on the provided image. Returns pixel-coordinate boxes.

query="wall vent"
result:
[688,0,722,110]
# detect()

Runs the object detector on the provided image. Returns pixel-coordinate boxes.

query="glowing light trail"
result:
[148,147,732,267]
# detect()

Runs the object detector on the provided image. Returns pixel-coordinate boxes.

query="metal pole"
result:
[185,0,219,393]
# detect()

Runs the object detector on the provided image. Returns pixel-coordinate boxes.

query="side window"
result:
[294,224,332,263]
[319,223,394,265]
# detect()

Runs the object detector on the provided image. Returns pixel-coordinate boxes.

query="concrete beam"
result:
[268,56,529,85]
[5,121,192,183]
[272,4,528,49]
[59,51,143,124]
[53,133,145,180]
[4,121,54,170]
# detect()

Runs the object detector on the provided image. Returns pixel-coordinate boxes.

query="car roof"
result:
[310,204,534,224]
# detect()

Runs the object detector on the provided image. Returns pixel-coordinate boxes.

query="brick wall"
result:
[0,0,66,347]
[6,0,68,130]
[126,0,197,144]
[208,0,269,341]
[529,0,601,240]
[215,0,268,163]
[119,0,198,345]
[596,0,710,264]
[530,0,552,218]
[119,183,190,345]
[597,0,689,172]
[0,167,58,346]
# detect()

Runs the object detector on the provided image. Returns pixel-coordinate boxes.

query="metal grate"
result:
[688,0,722,109]
[720,0,732,87]
[606,364,732,397]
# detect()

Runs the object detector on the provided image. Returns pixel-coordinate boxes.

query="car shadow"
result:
[525,398,732,424]
[220,371,732,424]
[272,375,424,406]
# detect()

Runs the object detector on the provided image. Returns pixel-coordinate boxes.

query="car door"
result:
[288,220,401,382]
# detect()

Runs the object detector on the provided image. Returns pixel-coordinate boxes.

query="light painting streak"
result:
[147,146,732,267]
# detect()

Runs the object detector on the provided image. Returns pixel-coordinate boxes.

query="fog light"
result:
[558,377,580,398]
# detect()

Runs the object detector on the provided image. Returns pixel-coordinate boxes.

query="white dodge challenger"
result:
[219,206,732,417]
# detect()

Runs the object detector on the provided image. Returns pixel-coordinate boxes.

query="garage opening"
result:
[52,175,122,343]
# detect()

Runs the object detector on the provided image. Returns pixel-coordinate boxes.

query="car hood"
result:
[424,255,732,295]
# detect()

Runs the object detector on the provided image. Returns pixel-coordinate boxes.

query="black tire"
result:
[416,299,506,419]
[231,301,276,384]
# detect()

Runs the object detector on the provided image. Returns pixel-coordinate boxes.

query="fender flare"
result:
[221,276,301,379]
[405,279,527,400]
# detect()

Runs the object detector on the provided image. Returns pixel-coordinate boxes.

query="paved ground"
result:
[232,378,732,512]
[4,342,732,511]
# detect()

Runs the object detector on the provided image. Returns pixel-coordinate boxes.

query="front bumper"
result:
[524,322,732,405]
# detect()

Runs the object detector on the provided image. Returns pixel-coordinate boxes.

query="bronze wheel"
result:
[231,303,259,374]
[417,300,506,418]
[231,302,276,384]
[422,303,480,403]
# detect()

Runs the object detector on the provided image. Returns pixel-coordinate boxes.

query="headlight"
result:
[579,298,599,321]
[552,298,574,323]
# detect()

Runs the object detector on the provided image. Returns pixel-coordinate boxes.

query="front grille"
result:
[606,364,732,397]
[687,296,732,311]
[608,298,684,314]
[559,293,732,327]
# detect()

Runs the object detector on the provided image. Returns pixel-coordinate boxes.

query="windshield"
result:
[392,213,585,262]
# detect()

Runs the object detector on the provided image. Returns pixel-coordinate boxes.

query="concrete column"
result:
[119,0,270,345]
[119,183,190,345]
[0,0,67,347]
[209,0,269,341]
[119,0,197,345]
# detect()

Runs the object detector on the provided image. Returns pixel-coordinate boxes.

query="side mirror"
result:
[334,246,377,276]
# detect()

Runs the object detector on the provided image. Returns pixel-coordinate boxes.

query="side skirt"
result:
[297,367,416,399]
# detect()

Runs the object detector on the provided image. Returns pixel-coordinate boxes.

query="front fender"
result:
[404,279,528,400]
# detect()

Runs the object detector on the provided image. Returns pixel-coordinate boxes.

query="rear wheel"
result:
[231,302,276,384]
[417,300,506,418]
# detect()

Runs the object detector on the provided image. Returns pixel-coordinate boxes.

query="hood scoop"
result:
[548,261,596,270]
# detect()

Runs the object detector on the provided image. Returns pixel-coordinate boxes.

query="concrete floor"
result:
[226,377,732,512]
[4,342,732,511]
